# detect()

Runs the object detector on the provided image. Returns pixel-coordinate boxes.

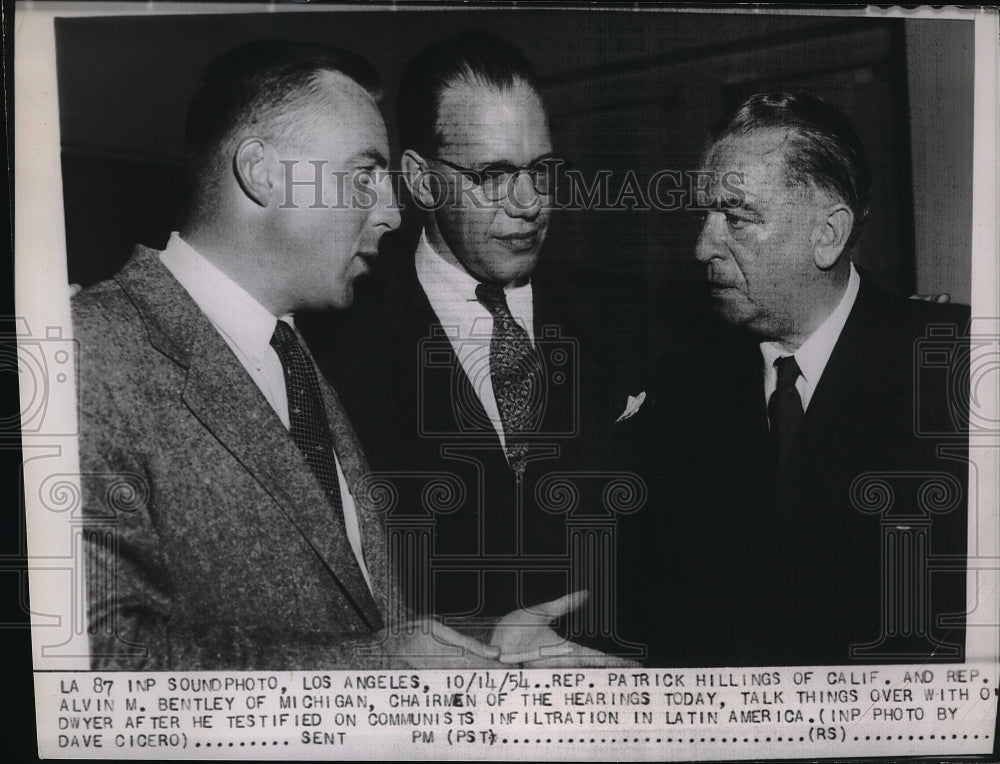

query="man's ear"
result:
[233,138,274,207]
[813,203,854,270]
[401,149,440,207]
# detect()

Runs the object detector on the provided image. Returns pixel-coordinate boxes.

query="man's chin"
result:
[322,286,354,313]
[708,292,754,327]
[492,250,541,285]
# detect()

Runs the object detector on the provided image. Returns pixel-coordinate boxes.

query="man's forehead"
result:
[301,71,388,151]
[308,70,383,123]
[706,129,791,169]
[434,79,551,160]
[702,130,800,199]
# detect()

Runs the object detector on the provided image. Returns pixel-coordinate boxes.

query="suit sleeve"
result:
[77,362,423,671]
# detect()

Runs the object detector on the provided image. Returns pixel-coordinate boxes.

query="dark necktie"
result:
[767,355,803,473]
[270,320,346,519]
[475,283,545,477]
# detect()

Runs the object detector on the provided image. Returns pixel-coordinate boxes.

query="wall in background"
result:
[906,20,975,304]
[56,11,974,311]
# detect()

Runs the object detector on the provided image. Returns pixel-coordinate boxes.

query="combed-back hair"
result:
[710,91,872,249]
[396,29,540,156]
[184,38,381,213]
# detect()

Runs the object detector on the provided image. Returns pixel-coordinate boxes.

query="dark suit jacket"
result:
[299,250,648,653]
[624,277,970,666]
[73,246,402,670]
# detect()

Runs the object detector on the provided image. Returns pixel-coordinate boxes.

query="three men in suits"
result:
[74,39,504,670]
[300,31,646,664]
[627,92,969,666]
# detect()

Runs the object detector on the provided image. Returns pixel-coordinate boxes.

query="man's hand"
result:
[491,591,639,668]
[910,292,951,303]
[386,618,503,669]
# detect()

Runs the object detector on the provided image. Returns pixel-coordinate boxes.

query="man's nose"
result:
[504,171,542,220]
[694,211,723,263]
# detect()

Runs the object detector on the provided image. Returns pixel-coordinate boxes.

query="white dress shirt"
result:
[160,232,373,592]
[760,262,861,416]
[414,232,535,451]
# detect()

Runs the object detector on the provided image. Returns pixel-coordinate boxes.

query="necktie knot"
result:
[270,318,297,353]
[475,282,513,320]
[774,355,801,389]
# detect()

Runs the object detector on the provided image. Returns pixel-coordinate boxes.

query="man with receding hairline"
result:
[628,92,969,666]
[73,39,504,670]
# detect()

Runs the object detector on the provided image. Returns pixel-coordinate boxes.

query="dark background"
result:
[55,10,974,330]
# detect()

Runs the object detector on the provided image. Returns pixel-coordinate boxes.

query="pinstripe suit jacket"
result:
[74,246,402,670]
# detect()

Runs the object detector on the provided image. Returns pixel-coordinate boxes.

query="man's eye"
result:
[725,213,750,231]
[355,168,377,186]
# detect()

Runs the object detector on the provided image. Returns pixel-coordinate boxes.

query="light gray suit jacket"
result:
[74,246,403,670]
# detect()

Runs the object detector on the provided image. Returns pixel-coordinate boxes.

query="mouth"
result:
[706,282,741,298]
[355,251,378,272]
[493,231,540,253]
[704,264,739,293]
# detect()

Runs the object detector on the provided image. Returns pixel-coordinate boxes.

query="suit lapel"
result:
[118,247,383,630]
[530,273,577,440]
[786,283,877,479]
[399,258,499,445]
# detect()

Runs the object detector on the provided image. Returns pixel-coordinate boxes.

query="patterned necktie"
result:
[270,320,346,519]
[767,354,803,473]
[475,283,545,477]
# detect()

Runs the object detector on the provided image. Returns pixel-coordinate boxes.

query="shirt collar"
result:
[794,262,860,389]
[159,232,289,368]
[760,262,861,390]
[415,231,484,310]
[414,231,534,338]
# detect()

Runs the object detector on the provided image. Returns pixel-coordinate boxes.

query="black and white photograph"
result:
[12,2,999,760]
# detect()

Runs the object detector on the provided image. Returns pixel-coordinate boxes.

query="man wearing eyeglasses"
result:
[301,30,644,666]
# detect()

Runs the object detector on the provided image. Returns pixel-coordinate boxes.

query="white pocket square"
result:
[615,391,647,423]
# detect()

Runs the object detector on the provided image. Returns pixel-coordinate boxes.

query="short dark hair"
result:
[184,38,381,210]
[710,91,872,249]
[396,30,540,155]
